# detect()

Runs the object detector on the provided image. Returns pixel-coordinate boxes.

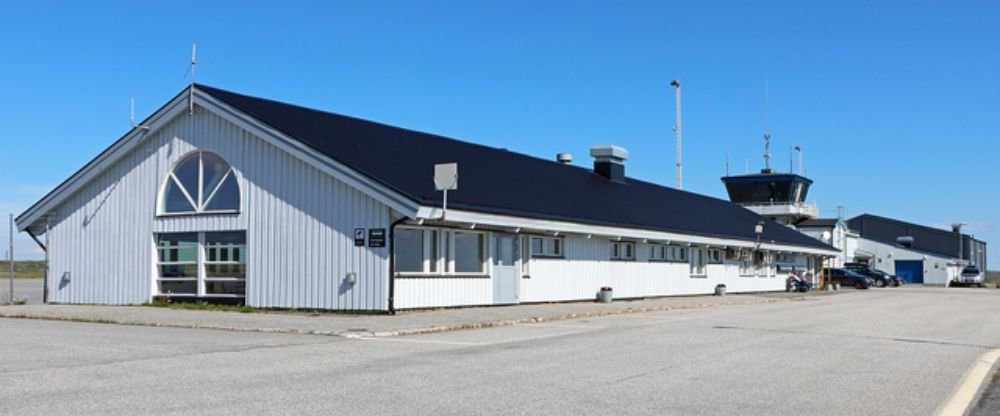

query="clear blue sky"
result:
[1,1,997,267]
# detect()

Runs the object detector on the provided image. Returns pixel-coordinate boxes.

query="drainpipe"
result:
[387,216,410,315]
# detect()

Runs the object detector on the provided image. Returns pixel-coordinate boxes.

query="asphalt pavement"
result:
[0,286,997,415]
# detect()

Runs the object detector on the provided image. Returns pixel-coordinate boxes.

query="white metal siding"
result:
[46,107,390,309]
[855,238,953,285]
[520,236,783,303]
[394,278,492,309]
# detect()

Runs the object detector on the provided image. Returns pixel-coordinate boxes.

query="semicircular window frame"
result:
[159,151,241,215]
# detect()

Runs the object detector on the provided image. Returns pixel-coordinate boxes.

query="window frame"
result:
[689,247,707,277]
[202,232,248,296]
[667,245,688,262]
[610,241,636,261]
[394,226,489,277]
[157,150,241,217]
[155,233,200,296]
[648,244,669,262]
[155,231,247,298]
[707,248,724,264]
[738,248,755,276]
[529,236,564,259]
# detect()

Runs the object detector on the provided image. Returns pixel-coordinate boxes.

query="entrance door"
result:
[895,260,924,284]
[492,233,520,305]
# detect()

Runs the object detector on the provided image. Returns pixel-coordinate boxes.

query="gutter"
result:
[387,216,410,315]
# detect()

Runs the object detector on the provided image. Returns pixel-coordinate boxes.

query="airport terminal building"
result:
[16,85,838,311]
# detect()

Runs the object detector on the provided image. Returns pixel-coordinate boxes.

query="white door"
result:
[492,233,520,305]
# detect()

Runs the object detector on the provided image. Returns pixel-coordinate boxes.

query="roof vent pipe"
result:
[556,153,573,164]
[589,145,629,183]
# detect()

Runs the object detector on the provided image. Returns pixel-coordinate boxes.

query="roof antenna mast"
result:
[670,79,682,189]
[763,77,771,171]
[189,43,197,115]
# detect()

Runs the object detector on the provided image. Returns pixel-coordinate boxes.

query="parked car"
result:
[823,268,874,289]
[953,265,984,288]
[843,263,897,287]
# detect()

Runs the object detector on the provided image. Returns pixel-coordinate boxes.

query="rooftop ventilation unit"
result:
[590,145,628,183]
[896,236,914,247]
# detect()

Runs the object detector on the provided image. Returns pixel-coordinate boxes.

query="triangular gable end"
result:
[16,86,421,234]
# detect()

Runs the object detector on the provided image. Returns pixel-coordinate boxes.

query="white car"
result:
[955,265,984,288]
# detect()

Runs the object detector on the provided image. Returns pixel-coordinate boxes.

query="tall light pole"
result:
[670,79,682,189]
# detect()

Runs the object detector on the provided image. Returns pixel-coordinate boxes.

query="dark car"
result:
[824,268,874,289]
[844,263,897,287]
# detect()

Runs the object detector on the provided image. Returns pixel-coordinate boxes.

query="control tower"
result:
[722,131,818,224]
[722,169,818,224]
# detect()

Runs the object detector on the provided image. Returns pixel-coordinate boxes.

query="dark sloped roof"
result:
[198,84,832,250]
[847,214,984,259]
[796,218,840,228]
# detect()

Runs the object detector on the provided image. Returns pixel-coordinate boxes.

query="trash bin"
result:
[597,287,613,303]
[715,284,727,296]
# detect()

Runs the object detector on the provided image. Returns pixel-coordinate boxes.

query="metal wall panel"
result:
[45,107,390,309]
[394,278,492,309]
[856,238,952,285]
[520,235,784,303]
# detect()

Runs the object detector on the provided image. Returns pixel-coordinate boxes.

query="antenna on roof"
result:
[725,149,730,176]
[188,43,197,115]
[130,97,150,131]
[762,77,771,171]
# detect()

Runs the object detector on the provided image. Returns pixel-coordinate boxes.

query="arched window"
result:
[160,151,240,214]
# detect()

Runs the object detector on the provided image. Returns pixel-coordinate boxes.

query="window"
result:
[454,232,485,273]
[156,231,247,297]
[764,252,776,277]
[753,251,775,277]
[708,249,723,264]
[649,244,668,261]
[160,151,240,214]
[739,248,754,276]
[394,227,487,275]
[204,232,246,296]
[690,248,706,276]
[610,241,635,260]
[668,245,687,262]
[530,236,563,258]
[156,233,199,295]
[395,228,425,273]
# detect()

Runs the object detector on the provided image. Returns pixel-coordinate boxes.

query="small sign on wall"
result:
[368,228,386,247]
[354,228,366,246]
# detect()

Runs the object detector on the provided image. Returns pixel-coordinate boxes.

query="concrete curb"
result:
[935,348,1000,416]
[0,295,809,339]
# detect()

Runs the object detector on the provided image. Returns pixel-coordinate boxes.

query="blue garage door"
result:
[895,260,924,284]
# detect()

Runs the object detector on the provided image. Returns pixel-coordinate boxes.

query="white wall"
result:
[45,105,391,309]
[520,236,785,302]
[854,238,954,285]
[798,223,852,267]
